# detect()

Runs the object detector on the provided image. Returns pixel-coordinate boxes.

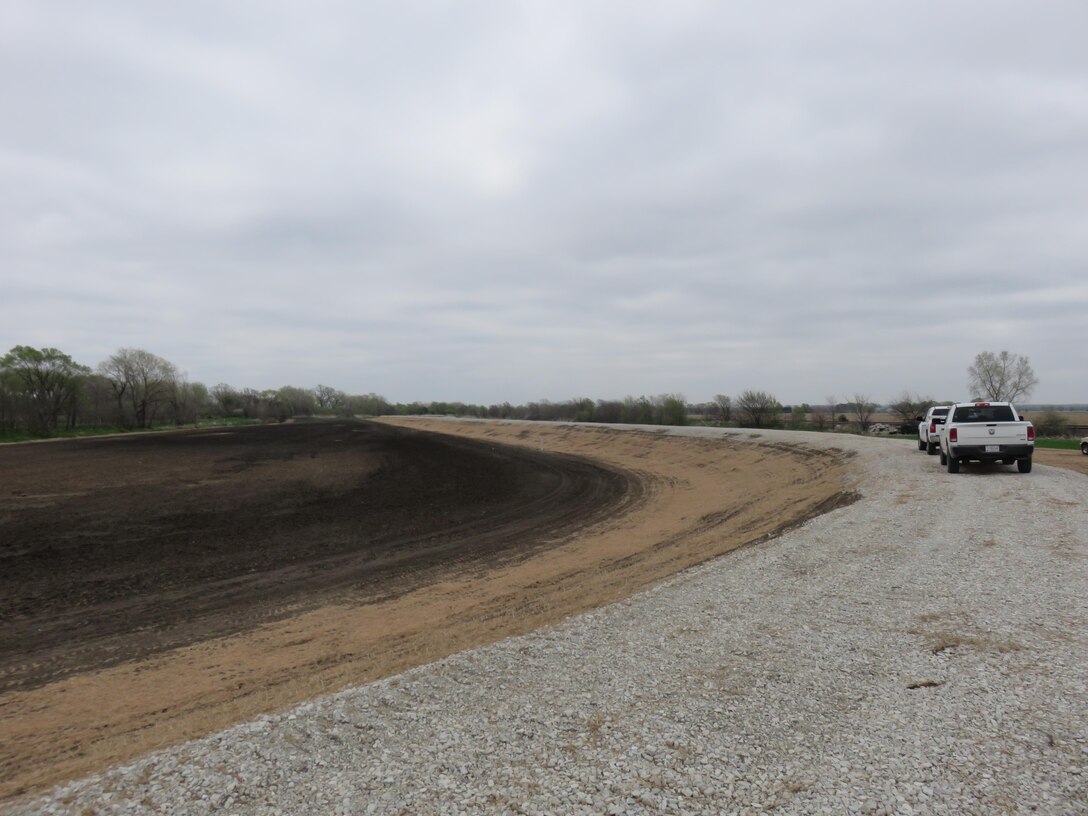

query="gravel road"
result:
[7,426,1087,815]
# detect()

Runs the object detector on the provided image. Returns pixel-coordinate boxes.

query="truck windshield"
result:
[953,405,1016,423]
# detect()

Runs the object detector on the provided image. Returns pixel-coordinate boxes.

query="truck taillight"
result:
[930,421,936,434]
[949,428,958,443]
[1027,426,1035,441]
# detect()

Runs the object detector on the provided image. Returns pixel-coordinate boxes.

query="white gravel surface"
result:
[6,427,1087,815]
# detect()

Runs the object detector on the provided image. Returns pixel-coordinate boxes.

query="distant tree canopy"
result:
[712,394,733,425]
[735,390,782,428]
[967,350,1038,403]
[11,341,1058,443]
[0,346,90,432]
[313,384,346,412]
[98,347,179,429]
[889,391,935,425]
[849,393,877,431]
[1032,409,1069,437]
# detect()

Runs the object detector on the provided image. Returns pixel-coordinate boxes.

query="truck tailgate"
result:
[954,424,1031,445]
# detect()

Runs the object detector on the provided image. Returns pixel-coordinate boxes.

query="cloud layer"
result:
[4,2,1087,403]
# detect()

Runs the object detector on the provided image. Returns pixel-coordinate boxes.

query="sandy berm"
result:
[0,418,854,801]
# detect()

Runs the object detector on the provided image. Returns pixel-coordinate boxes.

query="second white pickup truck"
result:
[938,401,1035,473]
[917,406,950,455]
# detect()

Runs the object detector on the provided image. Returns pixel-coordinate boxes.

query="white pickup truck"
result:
[938,401,1035,473]
[916,406,950,455]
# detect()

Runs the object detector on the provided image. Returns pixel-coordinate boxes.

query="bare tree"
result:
[313,384,346,412]
[594,399,623,424]
[80,374,116,427]
[736,390,781,428]
[821,394,838,430]
[1033,409,1069,437]
[98,348,178,428]
[967,351,1038,403]
[277,385,317,418]
[889,391,935,427]
[210,383,243,417]
[712,394,733,425]
[168,378,209,425]
[850,393,877,431]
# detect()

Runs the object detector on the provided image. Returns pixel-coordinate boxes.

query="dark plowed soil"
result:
[0,420,638,694]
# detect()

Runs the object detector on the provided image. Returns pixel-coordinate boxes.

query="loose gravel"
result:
[6,426,1087,815]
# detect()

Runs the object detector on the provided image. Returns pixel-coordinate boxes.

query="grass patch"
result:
[1035,438,1083,450]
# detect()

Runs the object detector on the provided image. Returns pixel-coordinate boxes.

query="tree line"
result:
[1,344,1047,437]
[0,345,396,434]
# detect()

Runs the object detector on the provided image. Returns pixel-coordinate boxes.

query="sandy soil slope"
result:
[0,419,851,801]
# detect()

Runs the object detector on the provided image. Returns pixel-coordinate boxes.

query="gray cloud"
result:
[3,1,1087,405]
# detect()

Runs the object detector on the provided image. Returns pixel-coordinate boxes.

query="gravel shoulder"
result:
[6,424,1087,815]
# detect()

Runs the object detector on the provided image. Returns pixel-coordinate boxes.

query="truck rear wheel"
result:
[939,450,947,466]
[1017,457,1032,473]
[946,456,960,473]
[918,438,926,451]
[1081,442,1088,455]
[926,441,938,455]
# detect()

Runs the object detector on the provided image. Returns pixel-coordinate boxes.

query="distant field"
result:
[869,410,1088,434]
[1029,410,1088,427]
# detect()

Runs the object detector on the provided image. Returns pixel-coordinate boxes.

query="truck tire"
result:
[947,456,960,473]
[1017,457,1032,473]
[1081,442,1088,455]
[927,441,938,455]
[918,438,926,451]
[939,450,947,466]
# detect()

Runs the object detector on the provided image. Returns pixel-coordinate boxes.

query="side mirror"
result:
[915,416,923,422]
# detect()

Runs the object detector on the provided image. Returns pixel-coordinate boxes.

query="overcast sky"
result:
[4,2,1087,405]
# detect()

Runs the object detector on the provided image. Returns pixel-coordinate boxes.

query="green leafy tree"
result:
[656,394,688,426]
[0,345,90,432]
[621,396,655,425]
[347,392,392,416]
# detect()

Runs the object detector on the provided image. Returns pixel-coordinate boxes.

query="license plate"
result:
[985,445,1000,453]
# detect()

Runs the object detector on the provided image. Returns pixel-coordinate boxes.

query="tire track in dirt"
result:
[0,421,637,694]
